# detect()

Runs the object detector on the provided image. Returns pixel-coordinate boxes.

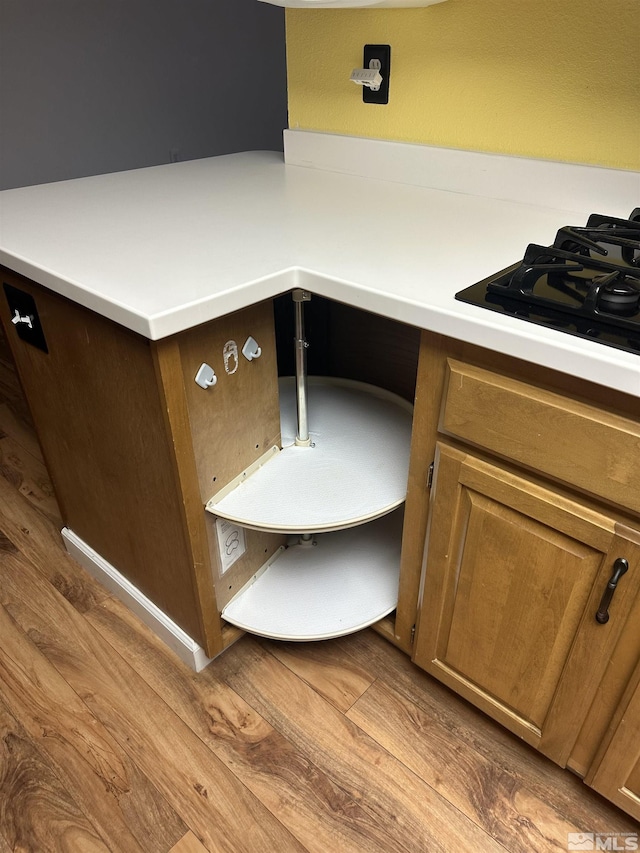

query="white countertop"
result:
[1,135,639,396]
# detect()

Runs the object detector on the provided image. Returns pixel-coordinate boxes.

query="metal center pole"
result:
[292,289,312,447]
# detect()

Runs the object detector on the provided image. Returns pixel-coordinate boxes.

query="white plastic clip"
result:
[350,60,383,92]
[194,363,218,389]
[242,336,262,361]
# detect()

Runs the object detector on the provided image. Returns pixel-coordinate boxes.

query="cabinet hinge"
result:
[427,462,434,489]
[410,625,416,645]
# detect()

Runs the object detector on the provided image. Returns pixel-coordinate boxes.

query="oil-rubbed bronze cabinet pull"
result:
[595,558,629,624]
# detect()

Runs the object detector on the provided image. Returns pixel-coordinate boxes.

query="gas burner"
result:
[595,275,640,315]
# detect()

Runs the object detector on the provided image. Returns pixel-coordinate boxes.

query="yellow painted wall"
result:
[286,0,640,170]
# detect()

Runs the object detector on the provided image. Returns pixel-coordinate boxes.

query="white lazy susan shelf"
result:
[207,377,413,533]
[222,510,404,641]
[208,376,413,642]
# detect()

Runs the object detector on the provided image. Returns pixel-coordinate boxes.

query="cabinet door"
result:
[588,672,640,821]
[413,443,640,766]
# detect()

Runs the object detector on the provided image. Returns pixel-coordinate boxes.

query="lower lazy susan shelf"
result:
[222,509,403,641]
[207,377,413,533]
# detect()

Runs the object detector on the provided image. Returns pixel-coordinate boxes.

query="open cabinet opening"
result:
[273,292,419,403]
[201,292,420,642]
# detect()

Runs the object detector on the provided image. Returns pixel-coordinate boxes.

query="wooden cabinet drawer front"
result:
[441,360,640,514]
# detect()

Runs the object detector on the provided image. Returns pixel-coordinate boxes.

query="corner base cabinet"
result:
[0,267,420,657]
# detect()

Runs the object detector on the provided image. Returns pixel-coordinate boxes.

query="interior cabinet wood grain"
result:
[413,443,640,767]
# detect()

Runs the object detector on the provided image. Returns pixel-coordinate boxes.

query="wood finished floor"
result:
[0,346,637,852]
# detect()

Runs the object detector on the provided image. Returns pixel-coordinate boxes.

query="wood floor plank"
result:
[0,698,110,853]
[347,678,582,852]
[264,638,375,712]
[0,473,109,613]
[0,431,61,525]
[216,636,507,853]
[0,594,187,852]
[0,546,306,853]
[342,629,639,833]
[86,595,423,853]
[169,831,211,853]
[1,363,635,849]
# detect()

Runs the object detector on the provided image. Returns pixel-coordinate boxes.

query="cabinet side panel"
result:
[151,338,222,655]
[395,332,451,651]
[178,301,286,611]
[0,270,205,643]
[179,301,281,500]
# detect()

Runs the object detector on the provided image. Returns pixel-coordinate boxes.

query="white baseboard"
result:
[283,129,639,215]
[62,528,213,672]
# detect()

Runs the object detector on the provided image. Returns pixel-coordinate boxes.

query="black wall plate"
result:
[3,282,49,353]
[363,44,391,105]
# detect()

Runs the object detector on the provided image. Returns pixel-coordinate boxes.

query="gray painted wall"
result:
[0,0,287,189]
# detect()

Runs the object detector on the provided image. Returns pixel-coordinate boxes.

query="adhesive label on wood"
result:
[223,340,238,375]
[215,517,246,574]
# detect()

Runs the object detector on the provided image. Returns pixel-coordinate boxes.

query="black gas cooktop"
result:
[455,209,640,355]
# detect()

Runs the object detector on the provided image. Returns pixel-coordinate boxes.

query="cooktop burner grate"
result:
[455,208,640,354]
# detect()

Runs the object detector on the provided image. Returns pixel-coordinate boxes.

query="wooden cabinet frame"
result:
[414,442,640,766]
[587,661,640,821]
[405,331,640,805]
